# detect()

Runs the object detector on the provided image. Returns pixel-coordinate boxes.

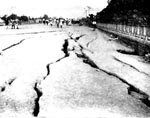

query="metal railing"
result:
[96,23,150,46]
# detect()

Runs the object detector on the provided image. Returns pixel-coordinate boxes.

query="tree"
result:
[8,14,18,20]
[96,0,150,26]
[43,14,48,19]
[89,14,95,22]
[1,15,8,21]
[20,15,28,21]
[1,15,9,25]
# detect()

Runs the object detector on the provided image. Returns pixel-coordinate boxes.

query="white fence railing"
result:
[96,23,150,44]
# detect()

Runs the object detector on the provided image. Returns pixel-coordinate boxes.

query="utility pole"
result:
[87,6,91,16]
[84,6,92,17]
[84,8,88,17]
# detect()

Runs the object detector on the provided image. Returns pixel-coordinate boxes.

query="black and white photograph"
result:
[0,0,150,118]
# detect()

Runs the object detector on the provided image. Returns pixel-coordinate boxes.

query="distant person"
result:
[56,20,59,28]
[16,20,19,29]
[59,20,63,28]
[5,19,9,29]
[92,21,96,31]
[46,20,49,25]
[43,20,46,24]
[66,20,69,26]
[49,20,53,26]
[11,20,15,29]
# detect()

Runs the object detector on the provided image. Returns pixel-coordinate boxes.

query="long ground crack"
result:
[33,82,43,117]
[67,33,94,53]
[113,56,150,77]
[32,58,67,117]
[2,39,25,52]
[62,39,70,57]
[32,37,71,116]
[32,31,150,116]
[44,39,70,80]
[67,32,85,41]
[86,32,98,47]
[70,34,150,108]
[76,50,150,108]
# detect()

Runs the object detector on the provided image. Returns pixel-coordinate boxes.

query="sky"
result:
[0,0,108,18]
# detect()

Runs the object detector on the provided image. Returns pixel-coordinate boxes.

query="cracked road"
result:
[0,24,150,118]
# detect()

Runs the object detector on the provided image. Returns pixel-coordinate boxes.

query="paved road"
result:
[0,24,150,118]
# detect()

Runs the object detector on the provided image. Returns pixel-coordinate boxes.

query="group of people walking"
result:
[5,19,19,29]
[42,18,72,28]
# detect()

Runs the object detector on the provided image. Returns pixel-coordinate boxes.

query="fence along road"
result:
[96,23,150,48]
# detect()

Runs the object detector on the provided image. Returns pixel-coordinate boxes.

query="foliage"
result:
[96,0,150,26]
[1,14,29,22]
[79,14,96,27]
[20,15,29,21]
[43,14,49,19]
[1,15,8,21]
[7,14,19,20]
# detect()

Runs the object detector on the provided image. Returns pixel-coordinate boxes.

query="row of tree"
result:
[96,0,150,26]
[1,14,51,25]
[1,14,29,22]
